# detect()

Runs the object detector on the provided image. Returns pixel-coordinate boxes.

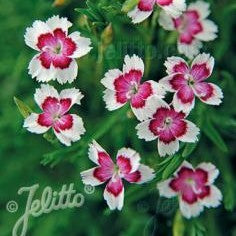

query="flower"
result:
[101,54,166,121]
[23,84,85,146]
[128,0,186,24]
[24,15,92,84]
[159,53,223,113]
[159,1,218,59]
[136,96,199,156]
[157,161,222,218]
[80,140,155,210]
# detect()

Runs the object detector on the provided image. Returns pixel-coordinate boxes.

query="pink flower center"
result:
[149,107,187,143]
[37,28,76,69]
[114,69,153,108]
[127,81,139,99]
[185,74,195,86]
[164,117,173,127]
[173,10,203,44]
[38,97,73,132]
[51,42,63,55]
[169,167,210,204]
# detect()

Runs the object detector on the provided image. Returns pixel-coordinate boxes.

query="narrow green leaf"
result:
[157,155,173,166]
[14,97,32,118]
[173,210,185,236]
[182,142,198,158]
[75,8,99,21]
[224,184,235,211]
[202,118,228,152]
[162,154,184,179]
[121,0,139,13]
[43,133,57,145]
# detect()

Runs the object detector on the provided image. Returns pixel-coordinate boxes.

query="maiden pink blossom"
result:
[24,15,92,84]
[136,96,199,157]
[101,54,166,121]
[81,140,155,210]
[24,84,85,146]
[128,0,186,24]
[159,1,218,58]
[159,53,223,113]
[157,161,222,218]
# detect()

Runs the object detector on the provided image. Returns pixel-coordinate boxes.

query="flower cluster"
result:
[100,53,222,213]
[21,3,223,218]
[24,15,92,145]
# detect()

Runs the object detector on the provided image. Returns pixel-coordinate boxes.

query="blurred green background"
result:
[0,0,235,235]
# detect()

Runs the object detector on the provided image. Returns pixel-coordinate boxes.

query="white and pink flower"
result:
[136,96,199,156]
[101,54,166,121]
[159,1,218,58]
[157,161,222,218]
[128,0,186,24]
[24,15,92,84]
[159,53,223,113]
[23,84,85,146]
[81,140,155,210]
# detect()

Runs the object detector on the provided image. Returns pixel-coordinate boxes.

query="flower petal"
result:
[128,2,154,24]
[179,197,204,219]
[164,56,189,75]
[46,15,72,34]
[54,59,78,84]
[88,140,113,166]
[177,39,202,59]
[195,19,218,41]
[157,179,178,197]
[24,20,51,51]
[59,88,84,113]
[125,164,155,183]
[80,167,109,186]
[53,114,85,146]
[158,139,179,157]
[116,148,140,173]
[159,74,178,92]
[177,120,199,143]
[196,162,219,184]
[157,0,186,18]
[34,84,59,110]
[141,95,170,119]
[200,185,222,208]
[158,10,175,30]
[147,80,166,98]
[103,177,124,210]
[175,161,194,176]
[28,54,56,83]
[191,53,214,81]
[103,89,127,111]
[101,69,123,91]
[24,113,50,134]
[173,89,195,113]
[123,54,144,75]
[68,32,92,58]
[130,81,154,109]
[134,164,155,184]
[136,119,157,141]
[194,82,223,105]
[188,1,210,19]
[131,82,166,121]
